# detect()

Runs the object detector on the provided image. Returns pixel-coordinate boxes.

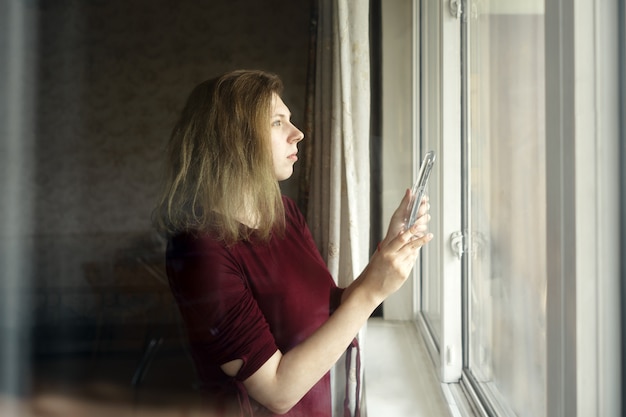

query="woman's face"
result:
[270,94,304,181]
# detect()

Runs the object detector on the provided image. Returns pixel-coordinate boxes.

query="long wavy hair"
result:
[152,70,286,245]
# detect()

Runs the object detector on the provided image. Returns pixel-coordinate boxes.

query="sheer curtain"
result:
[302,0,371,415]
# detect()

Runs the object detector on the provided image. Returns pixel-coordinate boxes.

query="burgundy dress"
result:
[166,196,343,416]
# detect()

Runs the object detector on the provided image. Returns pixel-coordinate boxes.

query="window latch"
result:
[448,0,462,19]
[450,230,486,259]
[450,231,466,259]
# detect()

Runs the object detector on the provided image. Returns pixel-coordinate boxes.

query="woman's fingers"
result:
[387,222,433,254]
[409,213,430,237]
[410,231,434,249]
[418,196,430,216]
[401,195,430,230]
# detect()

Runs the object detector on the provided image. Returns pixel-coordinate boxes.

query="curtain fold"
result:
[308,0,370,287]
[304,0,371,415]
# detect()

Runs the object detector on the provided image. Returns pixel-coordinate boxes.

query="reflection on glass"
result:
[419,0,442,343]
[467,1,547,416]
[0,1,316,416]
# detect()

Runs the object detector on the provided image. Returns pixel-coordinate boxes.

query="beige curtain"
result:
[305,0,371,415]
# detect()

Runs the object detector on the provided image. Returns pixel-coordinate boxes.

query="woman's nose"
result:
[290,126,305,143]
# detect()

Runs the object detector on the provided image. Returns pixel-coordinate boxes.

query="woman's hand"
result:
[345,194,433,306]
[363,216,432,304]
[380,188,429,249]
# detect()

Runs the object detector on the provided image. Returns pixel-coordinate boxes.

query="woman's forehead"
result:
[271,93,291,117]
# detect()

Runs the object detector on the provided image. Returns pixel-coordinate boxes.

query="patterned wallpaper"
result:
[28,0,311,335]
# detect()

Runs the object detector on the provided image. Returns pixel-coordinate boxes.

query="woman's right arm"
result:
[227,193,433,414]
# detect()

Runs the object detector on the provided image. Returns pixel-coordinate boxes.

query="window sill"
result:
[364,317,464,417]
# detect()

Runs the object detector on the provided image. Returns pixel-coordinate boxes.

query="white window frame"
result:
[380,0,418,322]
[544,0,621,415]
[380,0,622,415]
[381,0,463,383]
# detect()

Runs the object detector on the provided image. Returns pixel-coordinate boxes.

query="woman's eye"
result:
[271,120,282,127]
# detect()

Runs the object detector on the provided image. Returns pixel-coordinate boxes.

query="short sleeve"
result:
[166,234,279,381]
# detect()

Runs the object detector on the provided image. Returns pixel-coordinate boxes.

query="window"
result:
[418,0,443,346]
[462,3,547,416]
[382,0,622,415]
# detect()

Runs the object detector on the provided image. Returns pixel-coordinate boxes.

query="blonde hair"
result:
[153,70,285,245]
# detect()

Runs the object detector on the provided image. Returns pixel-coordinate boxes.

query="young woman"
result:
[153,69,432,416]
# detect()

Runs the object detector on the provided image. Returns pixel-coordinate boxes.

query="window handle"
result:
[448,0,462,19]
[450,230,487,259]
[450,231,465,259]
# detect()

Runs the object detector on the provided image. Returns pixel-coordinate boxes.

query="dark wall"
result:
[28,0,312,353]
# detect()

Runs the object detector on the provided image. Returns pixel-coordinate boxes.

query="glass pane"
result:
[1,1,316,415]
[419,0,442,343]
[466,2,547,416]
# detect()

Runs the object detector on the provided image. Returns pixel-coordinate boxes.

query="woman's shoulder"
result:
[281,194,297,210]
[281,194,305,222]
[167,229,228,256]
[166,230,247,282]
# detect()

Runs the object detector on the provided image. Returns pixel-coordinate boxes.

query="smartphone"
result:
[405,150,436,229]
